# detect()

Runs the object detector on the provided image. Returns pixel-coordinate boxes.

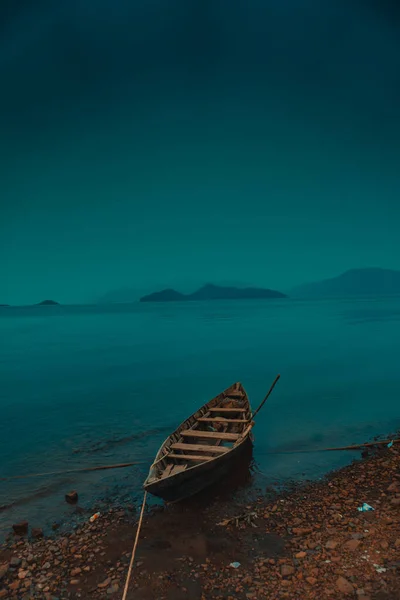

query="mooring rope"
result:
[0,461,145,482]
[122,490,148,600]
[259,438,399,455]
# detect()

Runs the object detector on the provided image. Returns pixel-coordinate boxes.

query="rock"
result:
[98,578,112,589]
[380,540,389,550]
[0,563,8,579]
[8,581,20,591]
[31,528,44,539]
[295,552,307,558]
[71,568,82,577]
[390,497,400,506]
[70,578,80,585]
[13,521,29,536]
[395,538,400,548]
[306,577,317,585]
[107,584,119,595]
[18,569,28,579]
[325,540,338,550]
[292,528,312,535]
[0,590,8,598]
[9,557,21,567]
[343,539,361,551]
[336,576,354,595]
[387,482,399,492]
[65,491,78,505]
[281,565,295,577]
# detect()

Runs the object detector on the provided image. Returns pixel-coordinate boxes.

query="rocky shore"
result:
[1,443,399,599]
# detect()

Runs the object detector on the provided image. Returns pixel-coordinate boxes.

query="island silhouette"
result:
[140,284,287,303]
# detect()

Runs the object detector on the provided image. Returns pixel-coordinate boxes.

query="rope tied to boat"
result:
[121,490,148,600]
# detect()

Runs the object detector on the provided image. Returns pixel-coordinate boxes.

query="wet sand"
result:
[0,442,399,599]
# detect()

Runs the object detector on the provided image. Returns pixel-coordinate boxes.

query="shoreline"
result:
[0,442,399,599]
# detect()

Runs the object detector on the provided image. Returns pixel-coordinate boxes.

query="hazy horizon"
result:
[2,1,400,305]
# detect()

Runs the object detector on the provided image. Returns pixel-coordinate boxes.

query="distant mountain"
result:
[139,289,187,302]
[36,300,59,306]
[291,268,400,298]
[140,284,287,303]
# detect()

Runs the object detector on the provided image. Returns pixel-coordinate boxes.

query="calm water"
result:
[1,298,400,539]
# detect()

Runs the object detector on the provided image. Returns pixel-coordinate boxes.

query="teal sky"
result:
[1,1,400,304]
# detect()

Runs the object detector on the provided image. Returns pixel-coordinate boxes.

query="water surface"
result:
[1,297,399,538]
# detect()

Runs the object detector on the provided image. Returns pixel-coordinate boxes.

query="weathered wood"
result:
[170,464,187,475]
[251,374,280,419]
[181,430,239,441]
[143,381,254,502]
[171,442,228,454]
[198,417,249,423]
[169,453,211,461]
[234,421,254,445]
[160,464,174,479]
[209,407,247,413]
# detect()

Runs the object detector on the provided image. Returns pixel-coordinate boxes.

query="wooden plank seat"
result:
[209,407,246,413]
[170,442,228,454]
[169,453,211,461]
[181,430,240,441]
[198,417,248,423]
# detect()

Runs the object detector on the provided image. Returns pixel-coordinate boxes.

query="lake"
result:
[1,297,400,539]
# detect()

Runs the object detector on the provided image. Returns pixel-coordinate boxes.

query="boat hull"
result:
[144,436,252,502]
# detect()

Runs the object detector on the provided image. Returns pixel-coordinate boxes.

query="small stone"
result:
[9,557,21,567]
[12,521,29,536]
[18,569,28,579]
[295,552,306,559]
[0,563,8,579]
[71,567,82,576]
[0,590,7,599]
[43,562,51,569]
[107,584,119,595]
[281,565,295,577]
[387,482,399,493]
[65,491,78,505]
[31,528,44,539]
[292,528,312,535]
[380,541,389,550]
[98,578,112,589]
[8,581,20,591]
[306,577,317,585]
[344,539,361,551]
[390,498,400,506]
[70,578,80,585]
[395,539,400,548]
[325,540,338,549]
[336,576,354,595]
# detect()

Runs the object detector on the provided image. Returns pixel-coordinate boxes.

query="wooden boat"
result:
[143,382,254,502]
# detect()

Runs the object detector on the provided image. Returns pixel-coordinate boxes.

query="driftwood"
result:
[218,510,258,528]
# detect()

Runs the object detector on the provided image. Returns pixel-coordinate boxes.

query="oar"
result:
[251,374,281,420]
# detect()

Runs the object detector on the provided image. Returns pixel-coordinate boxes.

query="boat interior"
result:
[146,383,253,483]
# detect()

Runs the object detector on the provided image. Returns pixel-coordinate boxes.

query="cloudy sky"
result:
[1,0,399,304]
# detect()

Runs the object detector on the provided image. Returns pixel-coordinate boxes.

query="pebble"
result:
[280,565,295,577]
[336,576,354,594]
[343,539,361,551]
